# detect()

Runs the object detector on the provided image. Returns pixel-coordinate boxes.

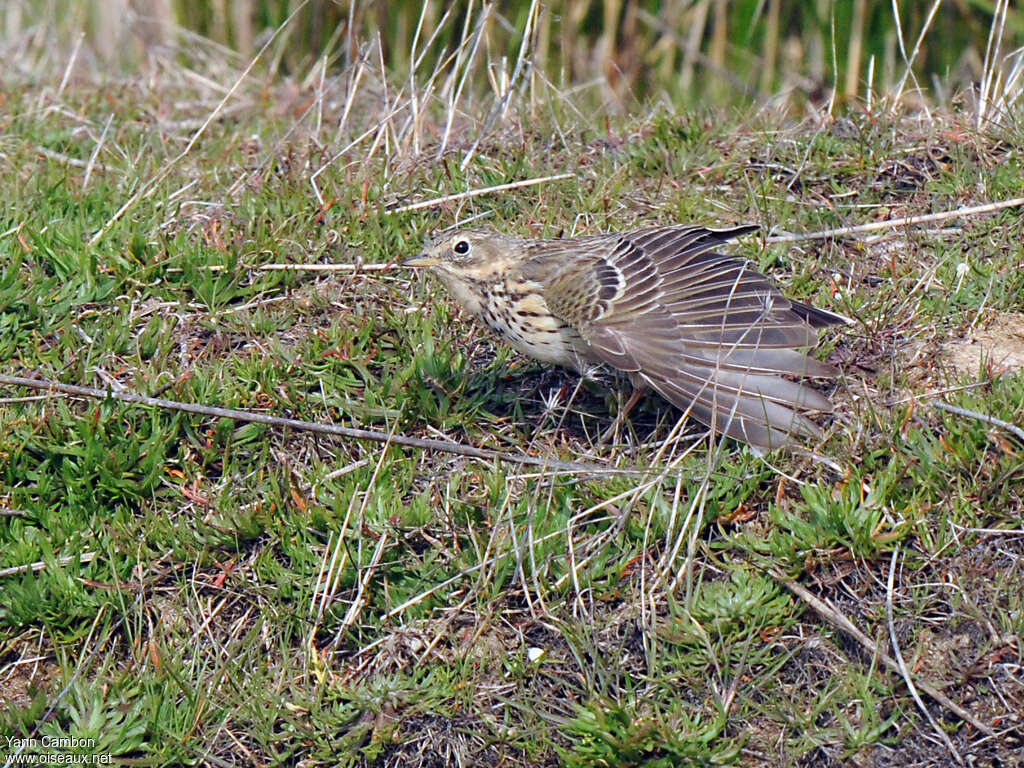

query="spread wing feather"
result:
[537,225,846,449]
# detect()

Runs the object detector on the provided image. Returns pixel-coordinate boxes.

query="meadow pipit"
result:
[404,225,848,449]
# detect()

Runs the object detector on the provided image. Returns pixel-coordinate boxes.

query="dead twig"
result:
[258,262,396,272]
[161,263,397,273]
[0,373,615,476]
[931,401,1024,443]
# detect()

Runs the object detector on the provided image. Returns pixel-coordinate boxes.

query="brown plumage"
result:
[403,225,848,450]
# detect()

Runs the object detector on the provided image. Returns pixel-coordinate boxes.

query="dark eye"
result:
[453,240,470,255]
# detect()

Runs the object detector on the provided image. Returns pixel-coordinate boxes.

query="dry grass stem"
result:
[886,547,964,764]
[386,172,575,214]
[0,552,97,579]
[767,196,1024,242]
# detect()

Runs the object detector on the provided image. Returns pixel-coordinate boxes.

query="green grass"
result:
[2,11,1024,768]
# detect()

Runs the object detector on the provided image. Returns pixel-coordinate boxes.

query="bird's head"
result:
[403,230,523,276]
[403,230,526,314]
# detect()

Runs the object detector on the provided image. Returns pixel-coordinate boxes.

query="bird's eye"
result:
[453,240,470,255]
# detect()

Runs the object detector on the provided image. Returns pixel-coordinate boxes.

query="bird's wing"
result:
[535,226,842,449]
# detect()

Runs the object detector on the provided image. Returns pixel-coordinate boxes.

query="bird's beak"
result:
[401,254,440,268]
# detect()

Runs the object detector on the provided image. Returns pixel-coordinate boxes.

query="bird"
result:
[403,224,848,450]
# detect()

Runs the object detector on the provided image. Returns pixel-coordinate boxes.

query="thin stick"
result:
[766,197,1024,243]
[931,401,1024,442]
[0,374,613,475]
[771,567,997,737]
[258,262,396,272]
[386,173,574,214]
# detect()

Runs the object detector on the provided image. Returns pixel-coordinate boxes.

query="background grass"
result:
[1,2,1024,766]
[18,0,1023,110]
